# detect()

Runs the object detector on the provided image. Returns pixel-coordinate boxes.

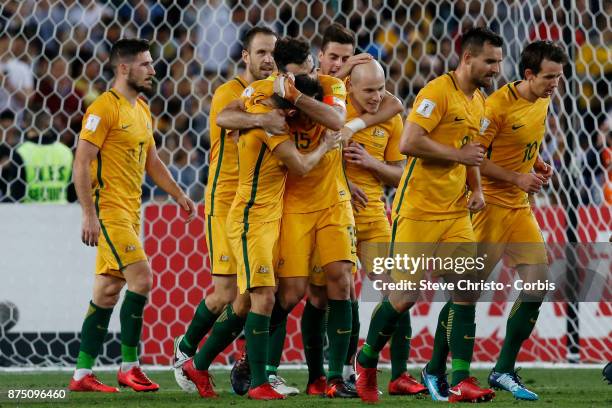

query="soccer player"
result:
[339,60,428,396]
[68,39,196,393]
[303,22,407,391]
[219,37,357,398]
[172,26,285,392]
[180,44,341,401]
[472,41,566,400]
[354,27,502,403]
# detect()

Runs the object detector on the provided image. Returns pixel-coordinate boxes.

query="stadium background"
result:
[0,0,610,369]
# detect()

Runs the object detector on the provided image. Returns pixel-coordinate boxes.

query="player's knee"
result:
[250,287,275,315]
[308,285,327,309]
[94,286,122,308]
[389,291,413,313]
[129,273,153,295]
[232,293,251,318]
[278,278,307,310]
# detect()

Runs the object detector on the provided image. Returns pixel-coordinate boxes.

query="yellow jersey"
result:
[393,72,486,221]
[228,92,290,224]
[476,81,550,208]
[242,74,349,213]
[79,89,155,223]
[205,76,249,216]
[344,94,404,222]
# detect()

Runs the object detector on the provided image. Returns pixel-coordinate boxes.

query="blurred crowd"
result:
[0,0,609,206]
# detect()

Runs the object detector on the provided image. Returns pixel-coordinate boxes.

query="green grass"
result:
[0,369,610,407]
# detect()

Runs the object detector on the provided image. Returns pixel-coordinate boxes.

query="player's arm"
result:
[480,158,545,193]
[343,92,403,142]
[343,142,404,187]
[466,166,485,212]
[145,144,196,223]
[274,75,345,131]
[400,121,485,165]
[272,131,341,176]
[216,99,287,135]
[73,139,101,246]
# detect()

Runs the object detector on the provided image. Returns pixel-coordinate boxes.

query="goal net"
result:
[0,0,609,368]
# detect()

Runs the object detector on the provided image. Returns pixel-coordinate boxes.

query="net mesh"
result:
[0,0,610,367]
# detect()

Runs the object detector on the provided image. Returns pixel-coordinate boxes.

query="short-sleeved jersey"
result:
[242,74,350,214]
[79,89,155,223]
[227,94,290,224]
[344,94,404,222]
[475,81,550,208]
[205,76,248,217]
[393,72,486,221]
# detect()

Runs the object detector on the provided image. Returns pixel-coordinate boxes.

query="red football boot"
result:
[248,383,286,400]
[388,372,428,395]
[117,366,159,392]
[69,373,119,393]
[306,376,327,396]
[355,357,379,403]
[448,377,495,403]
[182,359,218,398]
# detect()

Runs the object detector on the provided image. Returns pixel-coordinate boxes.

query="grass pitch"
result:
[0,368,610,407]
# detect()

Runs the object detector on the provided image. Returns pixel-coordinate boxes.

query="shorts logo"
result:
[311,265,323,274]
[126,244,136,252]
[220,255,230,262]
[257,266,270,274]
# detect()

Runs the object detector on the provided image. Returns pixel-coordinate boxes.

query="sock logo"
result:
[529,318,537,324]
[252,329,269,335]
[378,331,392,337]
[463,335,475,340]
[96,325,107,331]
[131,314,143,319]
[336,328,351,335]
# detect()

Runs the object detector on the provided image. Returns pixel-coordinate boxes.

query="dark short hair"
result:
[242,26,278,52]
[273,37,311,73]
[109,39,150,71]
[518,41,569,76]
[459,27,503,56]
[321,23,355,52]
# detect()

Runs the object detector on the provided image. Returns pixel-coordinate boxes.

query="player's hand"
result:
[340,126,354,145]
[344,141,377,171]
[176,194,196,223]
[457,142,485,166]
[534,158,553,183]
[81,211,100,247]
[336,53,373,78]
[348,180,368,212]
[467,189,485,213]
[515,173,546,193]
[322,130,342,151]
[261,109,288,135]
[273,74,302,104]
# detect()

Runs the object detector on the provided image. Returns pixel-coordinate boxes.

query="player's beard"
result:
[250,62,274,81]
[127,70,155,96]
